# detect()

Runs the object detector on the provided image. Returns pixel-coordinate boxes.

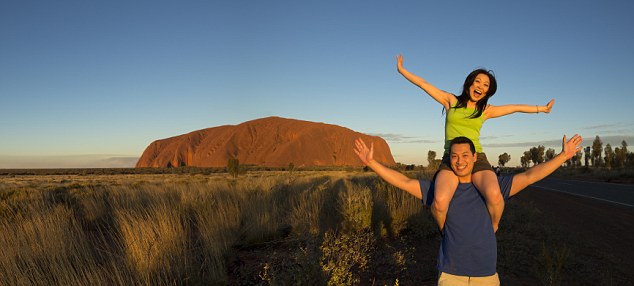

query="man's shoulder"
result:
[497,174,513,182]
[418,179,432,189]
[418,179,434,206]
[497,175,514,199]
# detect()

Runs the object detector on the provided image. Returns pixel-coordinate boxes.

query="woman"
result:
[397,55,554,232]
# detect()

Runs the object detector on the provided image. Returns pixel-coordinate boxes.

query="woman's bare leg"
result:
[432,169,459,231]
[472,170,504,232]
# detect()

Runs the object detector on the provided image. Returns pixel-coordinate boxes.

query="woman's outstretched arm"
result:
[396,54,456,110]
[485,99,555,119]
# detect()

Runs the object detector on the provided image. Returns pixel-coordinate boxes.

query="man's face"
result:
[450,143,477,180]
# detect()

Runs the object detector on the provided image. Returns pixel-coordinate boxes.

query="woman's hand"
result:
[396,54,404,73]
[541,99,555,113]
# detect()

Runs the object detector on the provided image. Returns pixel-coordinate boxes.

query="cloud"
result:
[369,133,413,142]
[0,155,139,169]
[481,134,514,140]
[482,135,634,149]
[96,157,140,168]
[583,122,634,133]
[483,139,561,148]
[406,139,440,144]
[369,133,438,144]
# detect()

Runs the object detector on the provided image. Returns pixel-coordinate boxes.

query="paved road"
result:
[517,185,634,283]
[518,179,634,283]
[531,178,634,207]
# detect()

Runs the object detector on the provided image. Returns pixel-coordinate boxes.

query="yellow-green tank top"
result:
[444,104,486,154]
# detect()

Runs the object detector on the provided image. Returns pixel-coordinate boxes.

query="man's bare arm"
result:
[510,134,583,196]
[354,138,422,199]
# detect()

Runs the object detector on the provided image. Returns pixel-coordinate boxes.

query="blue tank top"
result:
[419,176,513,276]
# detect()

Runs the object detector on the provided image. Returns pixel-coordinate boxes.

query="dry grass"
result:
[552,166,634,184]
[1,169,630,285]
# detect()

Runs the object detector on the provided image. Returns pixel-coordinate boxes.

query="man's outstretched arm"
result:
[354,138,422,199]
[510,134,583,196]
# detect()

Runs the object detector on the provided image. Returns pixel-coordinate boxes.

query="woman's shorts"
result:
[438,152,493,173]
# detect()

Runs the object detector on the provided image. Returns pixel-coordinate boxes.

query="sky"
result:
[1,0,634,168]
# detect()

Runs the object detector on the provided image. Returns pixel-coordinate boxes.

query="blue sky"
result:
[1,0,633,168]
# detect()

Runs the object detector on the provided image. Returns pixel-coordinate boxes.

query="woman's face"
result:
[469,73,490,102]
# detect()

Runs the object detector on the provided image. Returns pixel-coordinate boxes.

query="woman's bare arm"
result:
[397,54,456,110]
[485,99,554,119]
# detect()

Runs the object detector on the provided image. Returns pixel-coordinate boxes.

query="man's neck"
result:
[457,176,472,184]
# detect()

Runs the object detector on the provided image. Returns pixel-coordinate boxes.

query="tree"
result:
[565,156,573,167]
[567,150,583,167]
[227,158,246,178]
[529,145,545,166]
[521,151,532,168]
[427,150,440,170]
[427,150,436,165]
[498,153,511,167]
[545,148,556,162]
[575,150,583,167]
[592,136,603,167]
[628,153,634,167]
[604,143,614,169]
[621,140,629,167]
[583,146,591,167]
[287,162,297,175]
[615,147,625,168]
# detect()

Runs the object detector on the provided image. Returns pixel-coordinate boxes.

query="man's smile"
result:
[454,164,468,171]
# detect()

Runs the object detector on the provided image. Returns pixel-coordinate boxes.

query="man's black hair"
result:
[450,136,476,154]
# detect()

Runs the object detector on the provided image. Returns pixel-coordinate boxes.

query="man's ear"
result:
[472,152,477,161]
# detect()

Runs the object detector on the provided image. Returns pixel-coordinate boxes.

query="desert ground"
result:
[1,169,632,285]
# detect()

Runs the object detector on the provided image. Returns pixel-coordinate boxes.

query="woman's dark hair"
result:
[452,68,497,118]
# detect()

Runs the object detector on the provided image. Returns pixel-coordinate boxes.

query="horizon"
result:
[1,115,631,168]
[2,1,633,168]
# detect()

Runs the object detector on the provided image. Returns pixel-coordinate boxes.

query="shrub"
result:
[227,158,246,179]
[320,230,375,286]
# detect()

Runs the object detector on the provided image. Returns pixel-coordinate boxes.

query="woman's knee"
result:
[473,171,504,203]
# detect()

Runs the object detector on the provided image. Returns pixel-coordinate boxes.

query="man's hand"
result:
[354,138,374,165]
[560,134,583,160]
[510,133,583,197]
[353,137,423,199]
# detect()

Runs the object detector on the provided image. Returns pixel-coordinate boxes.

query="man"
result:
[354,135,583,286]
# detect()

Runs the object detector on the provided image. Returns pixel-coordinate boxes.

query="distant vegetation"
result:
[1,170,630,285]
[420,136,634,175]
[515,136,633,169]
[0,165,362,176]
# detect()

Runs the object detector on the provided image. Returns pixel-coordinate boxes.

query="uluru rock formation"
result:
[136,116,395,168]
